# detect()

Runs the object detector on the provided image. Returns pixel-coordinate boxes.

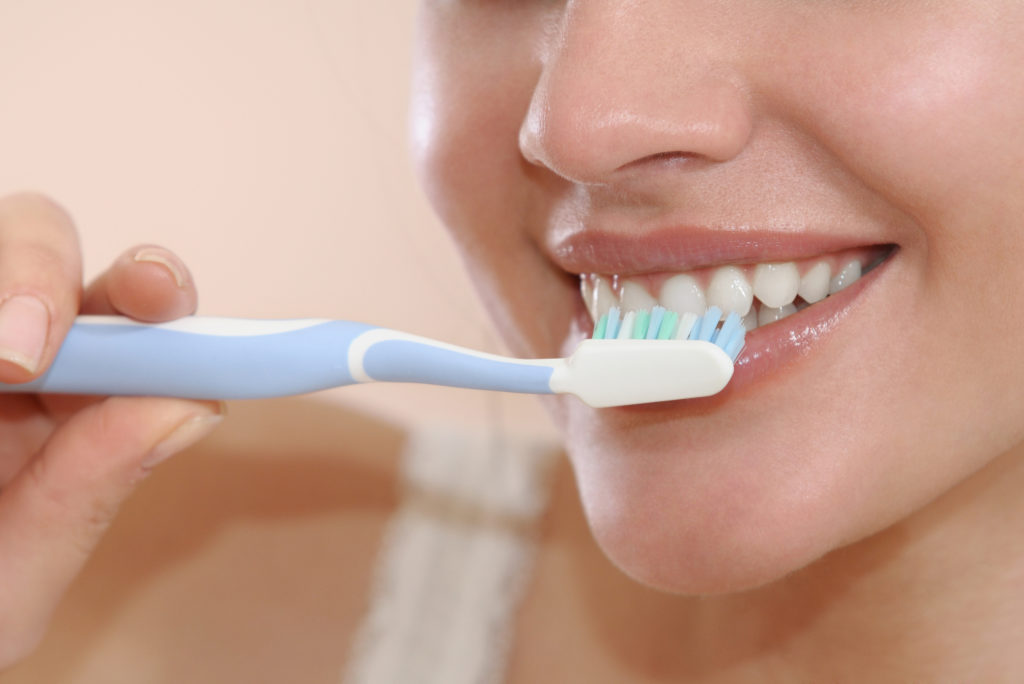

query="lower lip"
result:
[569,249,896,413]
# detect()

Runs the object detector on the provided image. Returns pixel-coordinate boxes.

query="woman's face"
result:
[412,1,1024,593]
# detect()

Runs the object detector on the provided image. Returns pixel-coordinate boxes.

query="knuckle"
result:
[22,458,121,564]
[0,194,82,304]
[23,420,127,555]
[0,191,80,255]
[0,191,73,230]
[18,241,68,276]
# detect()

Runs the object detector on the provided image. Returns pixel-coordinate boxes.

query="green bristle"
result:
[657,310,679,340]
[593,313,608,339]
[634,310,650,339]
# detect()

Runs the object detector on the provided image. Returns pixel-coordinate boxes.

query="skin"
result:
[413,0,1024,679]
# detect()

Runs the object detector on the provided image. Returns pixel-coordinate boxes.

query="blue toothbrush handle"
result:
[0,316,557,400]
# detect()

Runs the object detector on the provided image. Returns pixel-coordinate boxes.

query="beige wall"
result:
[0,1,553,435]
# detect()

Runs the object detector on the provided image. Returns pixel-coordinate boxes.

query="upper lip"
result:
[546,223,892,276]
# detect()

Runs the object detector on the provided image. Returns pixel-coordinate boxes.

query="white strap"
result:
[342,426,557,684]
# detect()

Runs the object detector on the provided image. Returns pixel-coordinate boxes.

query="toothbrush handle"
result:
[0,317,373,399]
[349,327,556,395]
[0,316,558,400]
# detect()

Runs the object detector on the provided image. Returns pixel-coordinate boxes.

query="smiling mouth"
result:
[579,244,896,336]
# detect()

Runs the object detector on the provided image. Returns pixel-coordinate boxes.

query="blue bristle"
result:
[605,307,621,339]
[720,316,743,360]
[694,307,722,341]
[715,312,742,346]
[723,331,746,361]
[646,306,665,339]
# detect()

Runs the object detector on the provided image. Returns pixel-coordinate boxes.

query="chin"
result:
[566,436,843,595]
[550,347,928,597]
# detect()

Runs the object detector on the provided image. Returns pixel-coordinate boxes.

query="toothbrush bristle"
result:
[618,310,636,339]
[692,306,723,342]
[591,306,746,361]
[646,306,665,339]
[658,310,679,339]
[607,307,621,338]
[675,312,698,340]
[635,309,651,339]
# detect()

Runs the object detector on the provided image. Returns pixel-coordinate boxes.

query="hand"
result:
[0,192,224,667]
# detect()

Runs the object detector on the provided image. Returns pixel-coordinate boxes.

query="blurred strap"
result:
[342,423,558,684]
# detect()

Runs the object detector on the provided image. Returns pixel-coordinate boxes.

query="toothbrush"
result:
[0,307,744,408]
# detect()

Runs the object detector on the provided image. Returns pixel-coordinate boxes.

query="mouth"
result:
[580,244,894,333]
[564,236,898,401]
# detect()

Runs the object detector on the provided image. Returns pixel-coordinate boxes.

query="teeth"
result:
[707,266,753,317]
[582,253,872,336]
[758,303,797,326]
[580,276,595,315]
[620,280,658,312]
[741,309,759,331]
[798,262,831,304]
[587,275,616,320]
[829,260,861,295]
[659,274,706,315]
[752,262,799,308]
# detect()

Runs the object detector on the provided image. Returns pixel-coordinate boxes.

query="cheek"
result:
[786,9,1024,439]
[411,3,552,242]
[411,16,573,356]
[413,92,562,354]
[839,23,1024,430]
[791,8,1024,246]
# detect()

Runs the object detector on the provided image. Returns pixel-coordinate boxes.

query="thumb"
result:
[0,396,224,666]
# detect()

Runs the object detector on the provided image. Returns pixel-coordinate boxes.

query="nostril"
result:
[615,150,699,174]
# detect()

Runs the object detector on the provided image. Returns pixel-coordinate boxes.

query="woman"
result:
[413,1,1024,679]
[4,1,1024,681]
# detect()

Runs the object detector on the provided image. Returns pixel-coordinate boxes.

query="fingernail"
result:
[133,248,185,288]
[144,408,225,468]
[0,295,51,374]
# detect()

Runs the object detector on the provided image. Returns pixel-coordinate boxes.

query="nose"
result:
[519,2,754,185]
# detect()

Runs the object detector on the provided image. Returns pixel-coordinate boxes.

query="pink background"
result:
[0,1,553,435]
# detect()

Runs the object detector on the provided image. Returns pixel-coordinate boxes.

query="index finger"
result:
[0,193,82,383]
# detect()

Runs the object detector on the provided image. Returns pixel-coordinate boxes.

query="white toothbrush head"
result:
[550,306,745,407]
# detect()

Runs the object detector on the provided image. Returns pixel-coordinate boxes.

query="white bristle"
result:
[674,312,699,340]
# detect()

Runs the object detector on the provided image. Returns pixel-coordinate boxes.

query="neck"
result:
[551,443,1024,682]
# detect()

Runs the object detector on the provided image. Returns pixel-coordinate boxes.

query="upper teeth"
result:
[581,257,866,332]
[660,274,706,315]
[708,266,754,317]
